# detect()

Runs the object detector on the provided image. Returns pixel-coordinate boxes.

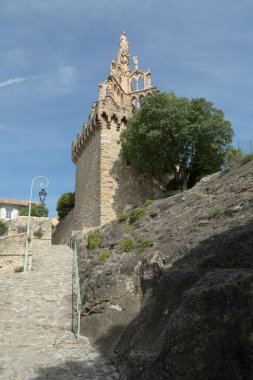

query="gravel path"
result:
[0,245,119,380]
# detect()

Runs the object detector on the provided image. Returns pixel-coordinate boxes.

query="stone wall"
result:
[0,217,51,271]
[100,126,156,224]
[75,128,101,228]
[52,209,78,245]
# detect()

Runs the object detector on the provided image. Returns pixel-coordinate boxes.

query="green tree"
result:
[56,192,75,220]
[19,203,49,217]
[224,146,243,168]
[120,93,233,188]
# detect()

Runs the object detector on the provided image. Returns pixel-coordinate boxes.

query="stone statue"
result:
[133,56,139,70]
[120,32,129,51]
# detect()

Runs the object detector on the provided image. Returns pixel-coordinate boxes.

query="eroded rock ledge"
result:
[76,161,253,379]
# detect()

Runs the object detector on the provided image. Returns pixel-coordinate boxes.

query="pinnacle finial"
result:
[119,31,129,51]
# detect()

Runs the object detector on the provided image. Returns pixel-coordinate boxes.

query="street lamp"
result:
[39,188,47,203]
[23,176,49,272]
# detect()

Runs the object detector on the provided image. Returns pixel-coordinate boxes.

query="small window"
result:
[6,208,12,219]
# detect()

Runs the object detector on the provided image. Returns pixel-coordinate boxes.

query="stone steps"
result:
[0,245,119,379]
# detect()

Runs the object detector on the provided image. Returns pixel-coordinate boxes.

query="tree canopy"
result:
[19,203,49,217]
[120,92,234,188]
[56,192,75,220]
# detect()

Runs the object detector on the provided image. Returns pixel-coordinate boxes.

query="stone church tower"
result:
[71,32,158,228]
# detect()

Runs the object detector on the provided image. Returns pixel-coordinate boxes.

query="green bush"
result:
[19,203,49,217]
[118,213,129,223]
[240,153,253,166]
[139,239,153,252]
[129,207,146,224]
[119,238,135,253]
[144,199,153,206]
[56,192,75,220]
[123,224,131,234]
[0,219,8,236]
[87,232,102,250]
[98,250,111,264]
[33,227,43,239]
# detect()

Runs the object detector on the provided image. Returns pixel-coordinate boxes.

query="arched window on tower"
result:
[132,97,138,110]
[138,77,144,90]
[139,95,145,107]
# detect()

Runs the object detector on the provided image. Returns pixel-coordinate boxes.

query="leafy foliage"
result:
[0,219,8,236]
[119,238,135,253]
[33,227,44,239]
[144,199,153,206]
[120,92,233,188]
[87,232,102,250]
[129,207,146,224]
[118,213,129,223]
[19,203,49,217]
[139,239,153,252]
[123,224,131,234]
[224,146,242,167]
[97,250,111,264]
[56,192,75,220]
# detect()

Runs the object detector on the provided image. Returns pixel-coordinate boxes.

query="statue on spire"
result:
[119,31,129,52]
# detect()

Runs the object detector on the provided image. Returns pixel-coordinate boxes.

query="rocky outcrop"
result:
[76,160,253,379]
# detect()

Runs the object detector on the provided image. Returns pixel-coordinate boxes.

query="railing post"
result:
[71,238,81,340]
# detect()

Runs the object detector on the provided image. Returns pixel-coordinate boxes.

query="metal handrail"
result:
[69,238,81,340]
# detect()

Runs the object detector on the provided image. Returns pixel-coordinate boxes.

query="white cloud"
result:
[0,77,26,89]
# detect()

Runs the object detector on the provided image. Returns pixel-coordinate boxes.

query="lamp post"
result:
[23,176,49,272]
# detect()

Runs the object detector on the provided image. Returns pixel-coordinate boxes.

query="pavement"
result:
[0,245,119,380]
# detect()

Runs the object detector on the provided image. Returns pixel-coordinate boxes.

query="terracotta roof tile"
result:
[0,198,39,206]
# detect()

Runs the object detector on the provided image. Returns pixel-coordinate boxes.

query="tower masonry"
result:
[71,32,159,229]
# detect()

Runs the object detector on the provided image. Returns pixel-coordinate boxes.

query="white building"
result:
[0,198,32,220]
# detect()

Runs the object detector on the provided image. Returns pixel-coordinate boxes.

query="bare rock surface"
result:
[76,161,253,379]
[0,245,119,380]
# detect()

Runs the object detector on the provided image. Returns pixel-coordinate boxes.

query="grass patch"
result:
[118,213,129,223]
[97,250,111,264]
[209,207,222,218]
[119,238,135,253]
[87,232,102,250]
[129,207,146,224]
[139,239,153,252]
[144,199,153,206]
[123,224,131,234]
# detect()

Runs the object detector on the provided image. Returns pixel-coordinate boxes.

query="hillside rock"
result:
[76,161,253,378]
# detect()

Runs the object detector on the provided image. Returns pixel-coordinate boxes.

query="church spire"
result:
[117,32,130,74]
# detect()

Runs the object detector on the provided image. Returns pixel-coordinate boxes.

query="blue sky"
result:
[0,0,252,216]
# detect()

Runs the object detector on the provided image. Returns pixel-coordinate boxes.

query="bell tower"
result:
[71,33,158,229]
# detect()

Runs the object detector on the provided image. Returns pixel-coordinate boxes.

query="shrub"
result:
[0,219,8,236]
[123,224,131,234]
[129,207,146,224]
[56,192,75,220]
[98,250,111,264]
[19,203,49,217]
[118,213,129,223]
[33,227,43,239]
[144,199,153,206]
[119,238,135,253]
[139,239,153,252]
[240,153,253,166]
[87,232,102,250]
